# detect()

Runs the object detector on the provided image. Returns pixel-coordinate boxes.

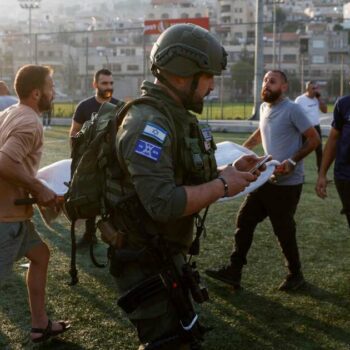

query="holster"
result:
[117,273,166,314]
[97,219,126,249]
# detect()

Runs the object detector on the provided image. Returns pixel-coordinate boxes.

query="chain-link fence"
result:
[0,21,348,119]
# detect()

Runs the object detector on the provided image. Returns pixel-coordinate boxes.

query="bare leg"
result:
[25,242,66,340]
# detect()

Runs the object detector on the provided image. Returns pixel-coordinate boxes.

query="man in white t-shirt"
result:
[295,81,327,172]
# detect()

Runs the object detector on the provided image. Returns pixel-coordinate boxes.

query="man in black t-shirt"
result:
[316,95,350,228]
[70,68,122,247]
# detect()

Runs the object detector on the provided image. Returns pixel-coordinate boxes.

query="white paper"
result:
[214,141,279,201]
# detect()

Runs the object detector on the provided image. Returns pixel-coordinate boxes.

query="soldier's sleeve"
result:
[117,104,187,222]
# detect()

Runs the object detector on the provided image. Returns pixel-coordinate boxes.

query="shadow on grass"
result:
[33,218,128,321]
[296,282,350,309]
[30,337,86,349]
[207,281,350,349]
[0,331,12,349]
[0,273,30,346]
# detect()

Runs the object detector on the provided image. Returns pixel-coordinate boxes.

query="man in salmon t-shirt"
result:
[0,65,70,343]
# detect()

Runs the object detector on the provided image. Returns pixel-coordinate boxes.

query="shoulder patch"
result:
[201,127,213,142]
[142,122,168,144]
[134,139,162,161]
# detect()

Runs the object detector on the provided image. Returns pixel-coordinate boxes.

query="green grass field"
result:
[1,127,349,350]
[53,102,335,120]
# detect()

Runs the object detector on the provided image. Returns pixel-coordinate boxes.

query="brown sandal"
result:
[31,319,71,343]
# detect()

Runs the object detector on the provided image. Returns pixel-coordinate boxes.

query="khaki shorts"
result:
[0,220,42,283]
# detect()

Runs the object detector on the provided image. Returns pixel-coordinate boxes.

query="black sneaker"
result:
[76,232,98,249]
[205,265,242,289]
[278,272,306,291]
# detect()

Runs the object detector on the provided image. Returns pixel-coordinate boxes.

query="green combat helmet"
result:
[150,23,227,77]
[150,23,227,112]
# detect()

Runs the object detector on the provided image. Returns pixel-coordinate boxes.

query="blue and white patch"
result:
[142,122,168,144]
[134,139,162,161]
[201,127,213,142]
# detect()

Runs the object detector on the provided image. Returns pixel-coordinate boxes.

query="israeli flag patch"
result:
[134,139,162,161]
[201,127,212,142]
[142,122,168,144]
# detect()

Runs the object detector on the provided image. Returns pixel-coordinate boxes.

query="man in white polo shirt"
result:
[295,81,327,173]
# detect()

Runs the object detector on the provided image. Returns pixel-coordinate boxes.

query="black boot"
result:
[205,264,242,290]
[278,271,305,291]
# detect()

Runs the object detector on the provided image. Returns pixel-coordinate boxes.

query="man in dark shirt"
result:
[69,68,122,247]
[316,95,350,228]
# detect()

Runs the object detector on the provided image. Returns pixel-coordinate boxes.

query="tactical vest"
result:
[173,115,218,186]
[110,93,219,253]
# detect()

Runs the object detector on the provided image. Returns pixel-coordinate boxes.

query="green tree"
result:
[231,60,254,99]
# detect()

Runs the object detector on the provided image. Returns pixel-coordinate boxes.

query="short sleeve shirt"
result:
[73,96,120,124]
[0,104,43,221]
[295,94,320,126]
[331,95,350,180]
[260,98,312,185]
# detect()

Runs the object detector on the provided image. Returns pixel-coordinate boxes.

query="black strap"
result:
[89,243,107,268]
[68,220,78,286]
[188,206,210,258]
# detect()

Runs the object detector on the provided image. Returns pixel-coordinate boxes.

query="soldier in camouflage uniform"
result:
[111,24,261,350]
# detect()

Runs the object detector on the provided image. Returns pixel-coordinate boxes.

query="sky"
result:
[0,0,150,21]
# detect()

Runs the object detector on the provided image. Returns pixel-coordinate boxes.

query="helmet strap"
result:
[152,66,200,111]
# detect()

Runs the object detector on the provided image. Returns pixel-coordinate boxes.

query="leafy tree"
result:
[231,60,254,99]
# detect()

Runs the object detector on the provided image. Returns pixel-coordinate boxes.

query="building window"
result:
[127,65,139,71]
[312,40,325,49]
[181,13,189,18]
[264,54,273,63]
[112,64,121,71]
[221,5,231,12]
[311,69,323,76]
[283,54,296,63]
[312,55,325,64]
[329,53,344,64]
[148,13,154,19]
[161,13,169,19]
[120,48,135,56]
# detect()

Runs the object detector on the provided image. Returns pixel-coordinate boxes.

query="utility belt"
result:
[115,255,208,313]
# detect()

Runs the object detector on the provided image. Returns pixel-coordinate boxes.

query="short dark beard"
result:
[185,100,204,114]
[261,89,281,103]
[97,89,113,99]
[38,93,52,112]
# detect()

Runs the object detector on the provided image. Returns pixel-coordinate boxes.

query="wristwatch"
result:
[287,158,297,167]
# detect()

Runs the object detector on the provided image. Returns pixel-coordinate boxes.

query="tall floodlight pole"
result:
[267,1,284,69]
[272,2,276,68]
[18,0,41,63]
[251,0,264,120]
